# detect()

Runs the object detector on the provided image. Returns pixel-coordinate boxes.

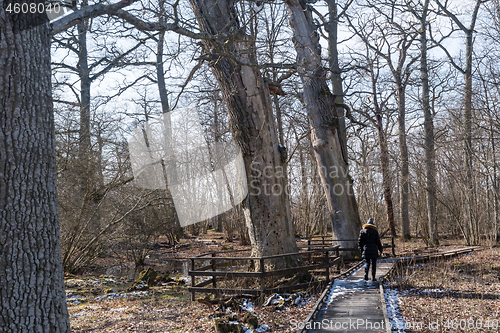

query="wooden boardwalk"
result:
[300,261,393,333]
[298,247,478,333]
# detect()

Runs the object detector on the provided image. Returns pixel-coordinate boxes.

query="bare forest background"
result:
[51,0,500,274]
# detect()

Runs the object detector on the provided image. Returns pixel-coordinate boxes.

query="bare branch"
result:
[171,59,205,110]
[429,25,465,73]
[51,62,78,72]
[53,99,79,106]
[90,34,158,81]
[51,0,138,35]
[435,0,483,32]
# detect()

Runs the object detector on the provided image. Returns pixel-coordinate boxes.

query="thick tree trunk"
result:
[396,82,410,240]
[495,174,499,243]
[298,143,310,235]
[0,10,71,332]
[77,22,91,180]
[326,0,347,154]
[212,105,224,233]
[420,1,438,246]
[156,4,183,240]
[62,20,102,272]
[491,120,499,243]
[364,50,396,237]
[375,114,396,237]
[436,0,483,245]
[75,7,102,200]
[326,0,362,242]
[464,32,476,244]
[76,19,104,234]
[285,0,362,250]
[273,93,294,240]
[189,0,298,268]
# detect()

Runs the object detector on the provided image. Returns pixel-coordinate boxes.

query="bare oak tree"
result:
[284,0,362,250]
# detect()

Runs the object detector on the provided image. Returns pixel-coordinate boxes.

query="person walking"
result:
[358,218,383,281]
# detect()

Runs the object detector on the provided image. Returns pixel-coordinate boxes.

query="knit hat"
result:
[367,218,374,225]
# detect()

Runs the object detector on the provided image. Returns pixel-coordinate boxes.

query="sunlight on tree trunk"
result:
[189,0,298,269]
[284,0,362,251]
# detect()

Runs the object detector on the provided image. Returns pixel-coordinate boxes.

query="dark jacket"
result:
[358,224,383,259]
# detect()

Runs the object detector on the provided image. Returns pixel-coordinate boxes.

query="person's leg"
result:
[372,258,377,281]
[364,259,370,280]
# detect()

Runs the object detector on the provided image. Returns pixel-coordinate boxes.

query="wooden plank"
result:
[196,262,239,271]
[262,246,339,259]
[188,287,263,296]
[270,281,323,294]
[195,264,213,271]
[192,256,256,261]
[299,247,476,332]
[263,263,329,277]
[189,271,262,278]
[191,252,216,258]
[195,278,216,288]
[296,278,336,333]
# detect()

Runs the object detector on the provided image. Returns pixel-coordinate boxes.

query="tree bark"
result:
[420,2,438,246]
[156,0,183,241]
[189,0,298,268]
[347,2,416,239]
[436,0,483,245]
[77,21,91,174]
[272,92,294,242]
[364,50,396,237]
[464,31,476,244]
[61,17,102,272]
[75,0,100,208]
[284,0,362,250]
[326,0,347,155]
[396,80,410,240]
[0,10,70,332]
[491,115,499,243]
[375,112,396,237]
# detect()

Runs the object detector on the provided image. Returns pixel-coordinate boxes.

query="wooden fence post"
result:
[190,258,195,301]
[325,249,330,282]
[259,258,265,296]
[336,246,341,272]
[211,252,218,299]
[306,239,310,263]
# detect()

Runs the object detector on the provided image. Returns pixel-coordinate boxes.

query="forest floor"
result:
[66,232,499,332]
[385,246,500,333]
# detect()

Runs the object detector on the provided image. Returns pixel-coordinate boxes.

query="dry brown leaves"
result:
[393,247,500,333]
[68,286,319,332]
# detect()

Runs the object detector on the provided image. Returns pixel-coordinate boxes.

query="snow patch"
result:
[109,307,128,312]
[384,288,406,332]
[324,267,368,305]
[255,324,269,332]
[240,299,255,312]
[69,313,85,318]
[95,291,150,301]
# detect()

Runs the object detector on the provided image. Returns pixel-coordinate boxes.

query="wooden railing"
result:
[304,235,396,257]
[188,246,340,301]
